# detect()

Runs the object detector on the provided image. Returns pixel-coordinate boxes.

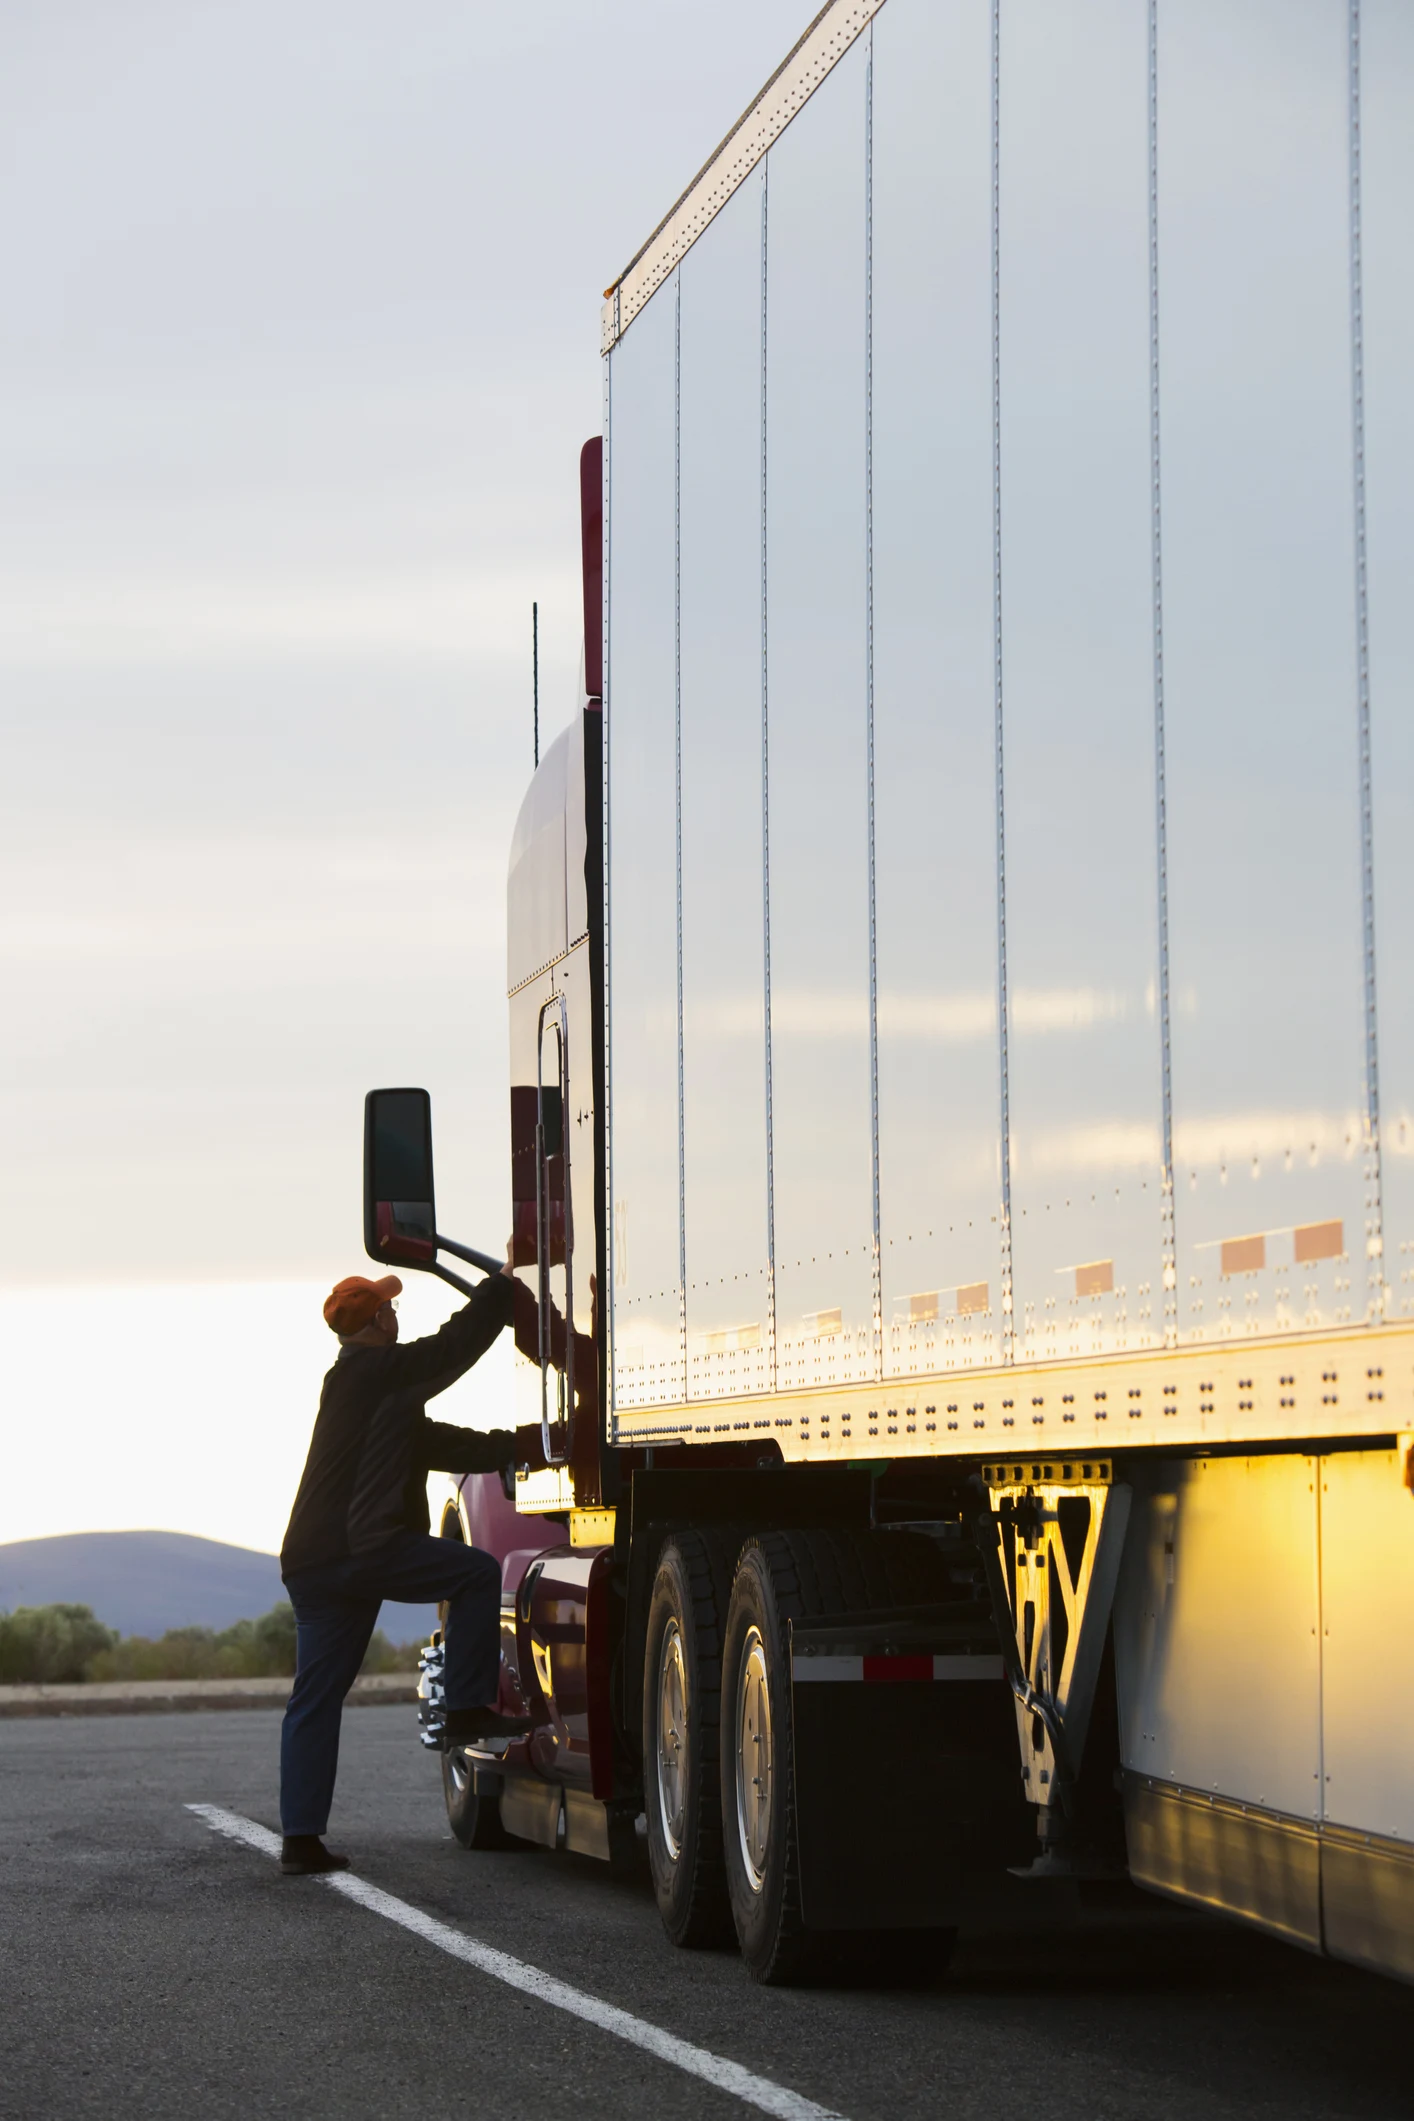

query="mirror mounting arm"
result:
[427,1259,480,1303]
[434,1232,503,1277]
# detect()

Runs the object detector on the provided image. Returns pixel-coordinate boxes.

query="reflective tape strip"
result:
[865,1655,932,1683]
[792,1652,1004,1683]
[793,1656,863,1683]
[933,1653,1003,1681]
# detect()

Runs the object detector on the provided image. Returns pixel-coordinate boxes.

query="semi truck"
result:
[366,0,1414,1986]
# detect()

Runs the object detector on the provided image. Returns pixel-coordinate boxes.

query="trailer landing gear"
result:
[974,1460,1132,1878]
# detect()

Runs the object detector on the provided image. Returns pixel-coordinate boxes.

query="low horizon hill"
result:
[0,1530,438,1643]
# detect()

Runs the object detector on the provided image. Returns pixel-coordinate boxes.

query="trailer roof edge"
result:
[600,0,886,354]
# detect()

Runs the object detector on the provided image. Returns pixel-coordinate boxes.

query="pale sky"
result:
[1,0,810,1551]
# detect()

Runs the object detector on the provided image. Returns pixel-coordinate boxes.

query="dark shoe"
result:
[280,1835,351,1876]
[438,1706,535,1745]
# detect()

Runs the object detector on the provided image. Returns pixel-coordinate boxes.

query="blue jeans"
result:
[279,1532,501,1836]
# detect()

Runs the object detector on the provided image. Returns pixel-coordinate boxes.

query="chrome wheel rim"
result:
[734,1625,773,1893]
[656,1619,688,1861]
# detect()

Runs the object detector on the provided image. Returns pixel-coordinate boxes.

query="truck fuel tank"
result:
[517,1542,618,1798]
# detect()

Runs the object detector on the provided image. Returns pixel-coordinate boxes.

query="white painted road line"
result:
[187,1805,283,1860]
[185,1804,845,2121]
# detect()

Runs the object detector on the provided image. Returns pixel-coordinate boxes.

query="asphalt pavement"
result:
[1,1706,1409,2121]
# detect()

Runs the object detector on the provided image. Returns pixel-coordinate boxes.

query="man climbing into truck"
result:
[276,1261,534,1876]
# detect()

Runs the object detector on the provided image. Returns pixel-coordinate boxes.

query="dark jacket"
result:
[280,1276,516,1576]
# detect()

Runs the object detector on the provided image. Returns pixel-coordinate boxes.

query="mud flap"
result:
[788,1610,1031,1930]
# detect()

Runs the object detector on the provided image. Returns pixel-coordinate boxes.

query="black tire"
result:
[643,1532,735,1947]
[719,1537,806,1983]
[442,1745,511,1850]
[720,1528,965,1986]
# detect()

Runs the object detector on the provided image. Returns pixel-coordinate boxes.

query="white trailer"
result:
[592,0,1414,1981]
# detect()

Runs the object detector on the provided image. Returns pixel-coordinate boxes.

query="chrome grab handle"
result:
[535,994,572,1469]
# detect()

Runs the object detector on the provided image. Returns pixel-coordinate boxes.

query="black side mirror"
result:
[364,1088,437,1267]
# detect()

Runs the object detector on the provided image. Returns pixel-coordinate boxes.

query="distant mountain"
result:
[0,1531,439,1644]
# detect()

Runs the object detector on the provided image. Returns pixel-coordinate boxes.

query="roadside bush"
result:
[85,1602,422,1681]
[88,1600,299,1681]
[0,1600,425,1684]
[0,1604,117,1684]
[358,1630,421,1675]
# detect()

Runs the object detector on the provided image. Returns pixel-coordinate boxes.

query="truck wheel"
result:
[643,1533,735,1946]
[720,1535,811,1984]
[442,1746,509,1850]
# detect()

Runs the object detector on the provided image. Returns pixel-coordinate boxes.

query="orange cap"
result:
[323,1273,402,1335]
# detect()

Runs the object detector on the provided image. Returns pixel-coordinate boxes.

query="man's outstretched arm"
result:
[387,1268,515,1398]
[420,1421,518,1475]
[419,1417,551,1477]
